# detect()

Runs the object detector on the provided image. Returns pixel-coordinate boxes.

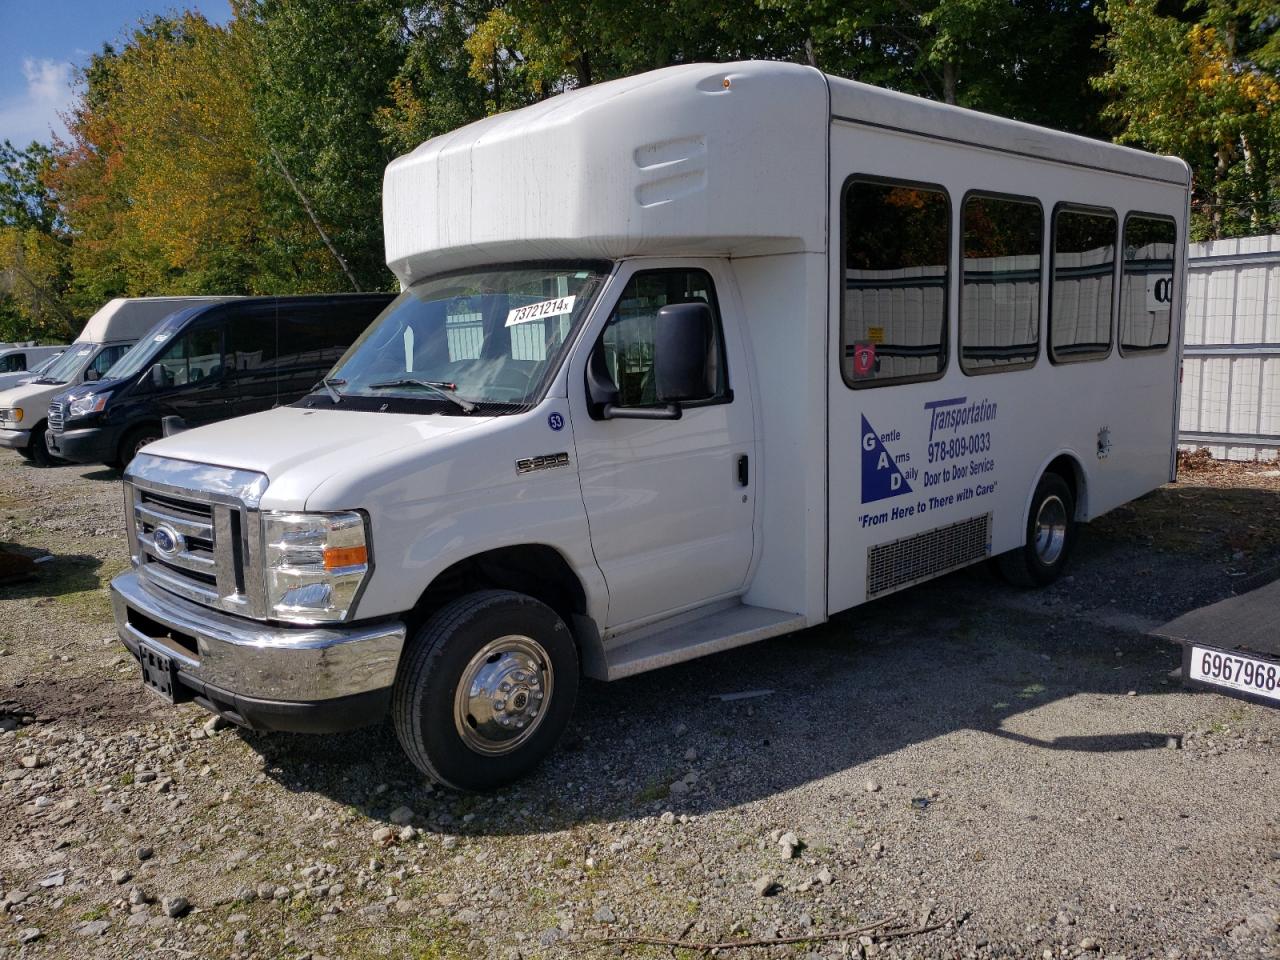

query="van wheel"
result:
[28,423,54,467]
[392,590,578,791]
[998,472,1076,587]
[118,425,161,468]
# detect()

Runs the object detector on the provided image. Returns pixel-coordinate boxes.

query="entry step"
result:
[604,603,806,681]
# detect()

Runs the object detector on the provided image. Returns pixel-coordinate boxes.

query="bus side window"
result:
[1119,214,1177,353]
[960,193,1043,373]
[841,177,950,387]
[1049,205,1117,363]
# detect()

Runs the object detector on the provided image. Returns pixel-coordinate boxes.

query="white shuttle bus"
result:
[110,61,1189,790]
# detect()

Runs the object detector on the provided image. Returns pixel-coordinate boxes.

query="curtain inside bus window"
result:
[961,195,1042,371]
[843,179,949,386]
[1050,207,1117,362]
[1120,215,1176,352]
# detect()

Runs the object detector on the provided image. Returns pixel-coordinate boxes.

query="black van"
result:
[46,294,394,468]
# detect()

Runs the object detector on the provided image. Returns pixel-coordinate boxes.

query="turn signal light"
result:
[323,544,368,570]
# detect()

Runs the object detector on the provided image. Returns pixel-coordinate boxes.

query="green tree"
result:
[240,0,406,292]
[375,1,497,152]
[1095,0,1280,238]
[0,141,74,341]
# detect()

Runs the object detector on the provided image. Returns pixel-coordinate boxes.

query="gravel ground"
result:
[1,449,1278,960]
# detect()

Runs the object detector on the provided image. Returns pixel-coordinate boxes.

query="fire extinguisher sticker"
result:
[851,342,876,378]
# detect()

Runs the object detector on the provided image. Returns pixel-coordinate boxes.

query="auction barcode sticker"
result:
[506,295,576,327]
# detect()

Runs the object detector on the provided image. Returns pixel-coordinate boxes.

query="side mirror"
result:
[586,344,683,421]
[654,302,712,403]
[150,363,167,389]
[84,367,101,383]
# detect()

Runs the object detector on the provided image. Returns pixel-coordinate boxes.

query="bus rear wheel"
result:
[998,472,1076,587]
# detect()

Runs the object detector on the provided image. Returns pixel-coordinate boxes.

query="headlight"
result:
[68,392,110,418]
[0,407,23,424]
[263,511,370,623]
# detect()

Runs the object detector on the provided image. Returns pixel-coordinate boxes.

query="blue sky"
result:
[0,1,233,146]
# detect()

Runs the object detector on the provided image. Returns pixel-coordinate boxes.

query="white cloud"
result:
[0,58,75,147]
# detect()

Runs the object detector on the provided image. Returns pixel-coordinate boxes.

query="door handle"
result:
[737,454,749,486]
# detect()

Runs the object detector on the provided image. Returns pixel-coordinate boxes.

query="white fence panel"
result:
[1178,234,1280,461]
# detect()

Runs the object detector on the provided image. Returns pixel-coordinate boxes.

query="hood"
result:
[0,379,63,409]
[54,379,116,406]
[141,405,492,505]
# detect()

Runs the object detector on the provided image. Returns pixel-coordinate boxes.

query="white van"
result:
[0,348,66,392]
[109,61,1189,790]
[0,344,65,380]
[0,297,230,465]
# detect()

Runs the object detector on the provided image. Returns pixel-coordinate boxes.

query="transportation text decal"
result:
[859,396,999,527]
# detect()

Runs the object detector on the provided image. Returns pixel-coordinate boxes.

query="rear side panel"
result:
[825,120,1187,614]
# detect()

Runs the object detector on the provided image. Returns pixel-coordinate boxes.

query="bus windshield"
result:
[326,263,610,411]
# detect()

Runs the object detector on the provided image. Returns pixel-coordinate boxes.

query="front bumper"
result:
[46,425,117,464]
[111,570,406,733]
[0,427,31,450]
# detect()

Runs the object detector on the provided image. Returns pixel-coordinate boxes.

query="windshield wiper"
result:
[367,378,477,413]
[317,376,345,405]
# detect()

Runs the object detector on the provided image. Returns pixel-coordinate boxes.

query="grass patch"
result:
[636,777,670,803]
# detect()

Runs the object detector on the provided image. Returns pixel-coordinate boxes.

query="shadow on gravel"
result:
[80,467,123,483]
[237,481,1277,836]
[991,730,1174,752]
[0,544,103,601]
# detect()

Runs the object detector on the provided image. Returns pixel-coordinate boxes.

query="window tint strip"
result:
[841,177,951,388]
[960,192,1043,374]
[1119,213,1177,353]
[1049,205,1117,363]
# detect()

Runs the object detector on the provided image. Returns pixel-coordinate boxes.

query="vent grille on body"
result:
[866,513,992,598]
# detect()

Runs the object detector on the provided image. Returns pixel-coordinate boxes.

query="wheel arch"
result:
[117,421,164,465]
[1028,450,1088,521]
[406,544,607,679]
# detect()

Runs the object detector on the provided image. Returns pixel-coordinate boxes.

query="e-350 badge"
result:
[515,452,570,475]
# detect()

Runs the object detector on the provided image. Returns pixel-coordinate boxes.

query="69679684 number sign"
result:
[1188,645,1280,704]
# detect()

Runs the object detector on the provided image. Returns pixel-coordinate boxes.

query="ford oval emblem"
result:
[152,524,184,558]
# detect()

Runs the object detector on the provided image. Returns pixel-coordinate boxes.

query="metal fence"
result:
[1178,234,1280,461]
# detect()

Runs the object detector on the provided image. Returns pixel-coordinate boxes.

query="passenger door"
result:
[86,344,131,382]
[149,322,235,428]
[228,305,280,416]
[567,263,757,630]
[274,305,365,404]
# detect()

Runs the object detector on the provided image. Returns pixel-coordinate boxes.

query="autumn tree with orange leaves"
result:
[47,14,269,314]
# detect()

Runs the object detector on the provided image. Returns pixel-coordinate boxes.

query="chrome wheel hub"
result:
[1034,494,1068,565]
[453,635,553,756]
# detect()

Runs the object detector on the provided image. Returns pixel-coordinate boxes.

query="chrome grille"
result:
[47,400,64,433]
[867,512,991,599]
[124,453,269,619]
